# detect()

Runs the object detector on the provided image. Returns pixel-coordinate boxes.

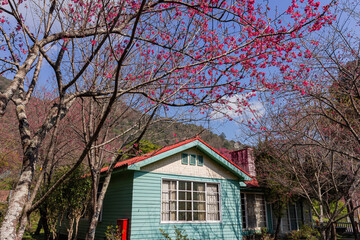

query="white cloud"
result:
[210,93,265,122]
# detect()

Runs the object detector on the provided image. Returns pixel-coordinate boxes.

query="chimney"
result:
[230,147,256,176]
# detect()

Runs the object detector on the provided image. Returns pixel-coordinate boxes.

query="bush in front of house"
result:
[159,226,194,240]
[105,225,122,240]
[287,225,320,240]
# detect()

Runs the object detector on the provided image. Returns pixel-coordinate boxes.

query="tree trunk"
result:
[274,215,282,240]
[330,222,337,240]
[34,217,43,235]
[319,203,324,225]
[86,174,109,240]
[74,216,81,240]
[0,164,34,240]
[85,153,122,240]
[347,201,359,240]
[67,218,75,240]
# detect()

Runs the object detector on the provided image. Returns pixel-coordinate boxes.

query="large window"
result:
[161,180,220,222]
[241,193,267,230]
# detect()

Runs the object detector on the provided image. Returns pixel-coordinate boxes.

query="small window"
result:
[189,154,196,165]
[241,193,266,230]
[181,153,188,165]
[197,155,204,166]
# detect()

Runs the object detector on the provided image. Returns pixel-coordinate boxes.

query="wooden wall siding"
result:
[70,171,134,240]
[130,171,243,240]
[141,147,238,180]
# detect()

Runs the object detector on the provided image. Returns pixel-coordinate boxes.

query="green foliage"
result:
[0,203,7,225]
[42,165,91,235]
[0,175,16,190]
[159,226,195,240]
[137,140,162,154]
[105,225,122,240]
[287,225,320,240]
[120,140,162,159]
[255,146,295,218]
[22,232,44,240]
[247,228,272,240]
[312,200,348,222]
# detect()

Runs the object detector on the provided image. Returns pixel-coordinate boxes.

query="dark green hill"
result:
[112,104,236,150]
[143,120,235,150]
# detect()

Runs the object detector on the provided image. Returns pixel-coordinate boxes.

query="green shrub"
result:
[105,225,122,240]
[244,228,272,240]
[159,226,194,240]
[287,225,320,240]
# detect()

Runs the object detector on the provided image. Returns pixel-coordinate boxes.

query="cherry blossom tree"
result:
[253,3,360,239]
[0,0,335,239]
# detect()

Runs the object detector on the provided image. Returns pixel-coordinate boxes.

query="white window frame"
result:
[161,178,222,223]
[241,192,267,230]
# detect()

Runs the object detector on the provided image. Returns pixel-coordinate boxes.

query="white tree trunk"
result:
[0,168,33,240]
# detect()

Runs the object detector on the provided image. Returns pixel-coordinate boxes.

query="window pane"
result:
[187,212,192,221]
[163,201,169,209]
[197,155,204,166]
[170,211,176,221]
[241,193,247,229]
[194,182,205,191]
[181,153,188,165]
[170,191,176,200]
[194,212,206,221]
[207,184,218,193]
[289,204,298,231]
[187,192,192,200]
[194,202,205,211]
[179,212,185,221]
[179,201,185,210]
[162,212,169,221]
[190,154,196,165]
[194,192,205,201]
[246,194,256,228]
[170,201,176,211]
[179,181,191,191]
[255,194,266,228]
[170,181,176,190]
[207,184,220,221]
[179,191,185,200]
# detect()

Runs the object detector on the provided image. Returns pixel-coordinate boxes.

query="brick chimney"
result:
[230,147,256,176]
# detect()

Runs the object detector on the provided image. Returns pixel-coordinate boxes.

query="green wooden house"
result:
[72,137,257,239]
[68,137,312,239]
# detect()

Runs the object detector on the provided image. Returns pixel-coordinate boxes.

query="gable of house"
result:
[104,137,252,182]
[142,147,238,180]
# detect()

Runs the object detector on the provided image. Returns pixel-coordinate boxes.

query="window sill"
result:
[161,220,222,224]
[242,228,266,231]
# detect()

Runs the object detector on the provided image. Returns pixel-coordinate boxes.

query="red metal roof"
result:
[100,137,252,178]
[244,178,260,188]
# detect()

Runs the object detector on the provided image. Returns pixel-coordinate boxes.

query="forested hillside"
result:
[0,75,236,176]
